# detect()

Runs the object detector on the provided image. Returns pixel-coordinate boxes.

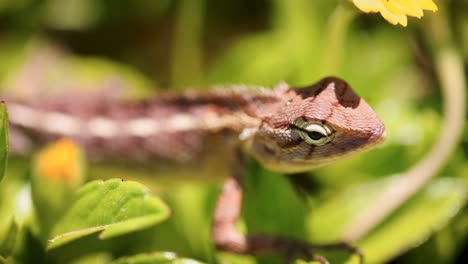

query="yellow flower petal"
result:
[392,0,424,18]
[381,0,408,26]
[352,0,381,13]
[351,0,438,26]
[379,7,400,25]
[416,0,438,11]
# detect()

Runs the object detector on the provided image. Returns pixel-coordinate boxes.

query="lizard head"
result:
[247,77,386,173]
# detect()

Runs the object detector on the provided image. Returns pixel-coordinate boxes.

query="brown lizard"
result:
[5,76,386,263]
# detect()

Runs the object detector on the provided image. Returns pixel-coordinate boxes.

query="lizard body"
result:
[5,77,385,262]
[7,77,385,173]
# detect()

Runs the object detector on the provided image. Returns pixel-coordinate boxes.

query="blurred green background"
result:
[0,0,467,263]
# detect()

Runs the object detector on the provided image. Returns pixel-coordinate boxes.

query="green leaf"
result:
[110,252,205,264]
[0,102,8,183]
[243,161,308,237]
[307,177,393,242]
[0,218,18,260]
[306,178,467,263]
[357,178,467,263]
[48,179,170,250]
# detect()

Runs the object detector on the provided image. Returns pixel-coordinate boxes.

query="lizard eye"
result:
[293,119,335,146]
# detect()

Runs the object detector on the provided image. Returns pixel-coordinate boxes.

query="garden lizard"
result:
[6,77,386,263]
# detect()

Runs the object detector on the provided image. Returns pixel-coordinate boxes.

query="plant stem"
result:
[319,2,357,76]
[342,6,466,242]
[170,0,205,89]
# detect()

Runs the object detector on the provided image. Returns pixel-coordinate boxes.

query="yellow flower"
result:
[352,0,438,26]
[37,138,82,182]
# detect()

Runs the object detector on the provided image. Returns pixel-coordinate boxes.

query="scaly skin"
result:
[246,77,386,172]
[5,77,385,263]
[7,77,385,171]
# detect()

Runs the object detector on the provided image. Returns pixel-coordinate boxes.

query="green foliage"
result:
[0,0,466,264]
[110,252,204,264]
[243,161,308,238]
[0,219,18,261]
[31,139,86,240]
[0,102,8,183]
[0,39,155,99]
[48,179,170,250]
[307,178,467,263]
[358,178,466,263]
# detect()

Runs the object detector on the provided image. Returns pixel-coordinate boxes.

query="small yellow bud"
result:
[37,138,81,183]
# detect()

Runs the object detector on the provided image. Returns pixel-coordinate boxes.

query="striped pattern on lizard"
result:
[5,76,386,263]
[7,77,385,171]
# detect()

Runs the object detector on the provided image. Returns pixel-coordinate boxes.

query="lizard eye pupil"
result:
[293,119,335,146]
[308,131,325,140]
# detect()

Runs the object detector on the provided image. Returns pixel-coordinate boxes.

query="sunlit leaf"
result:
[110,252,205,264]
[357,178,466,263]
[307,177,393,242]
[48,179,170,250]
[306,178,467,263]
